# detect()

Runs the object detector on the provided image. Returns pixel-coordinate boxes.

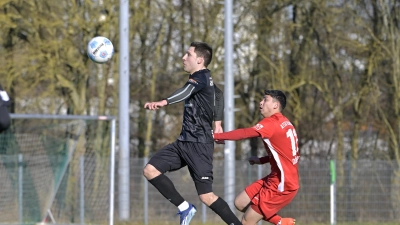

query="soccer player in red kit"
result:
[214,90,299,225]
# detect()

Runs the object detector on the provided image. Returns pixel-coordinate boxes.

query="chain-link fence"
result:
[1,115,399,225]
[128,158,399,224]
[0,115,116,225]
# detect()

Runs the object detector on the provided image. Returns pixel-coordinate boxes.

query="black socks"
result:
[149,174,185,207]
[150,175,243,225]
[209,197,242,225]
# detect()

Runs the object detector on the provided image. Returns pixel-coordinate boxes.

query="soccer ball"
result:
[87,36,114,63]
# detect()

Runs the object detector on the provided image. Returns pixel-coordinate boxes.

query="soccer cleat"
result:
[280,218,295,225]
[177,203,197,225]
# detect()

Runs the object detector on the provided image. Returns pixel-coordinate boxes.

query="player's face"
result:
[182,47,202,74]
[260,95,278,117]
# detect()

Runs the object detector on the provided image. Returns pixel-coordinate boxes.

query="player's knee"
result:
[234,198,246,212]
[199,192,218,206]
[234,199,243,211]
[198,193,211,205]
[143,164,159,180]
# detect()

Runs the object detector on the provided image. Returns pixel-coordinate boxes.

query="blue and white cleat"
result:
[177,204,197,225]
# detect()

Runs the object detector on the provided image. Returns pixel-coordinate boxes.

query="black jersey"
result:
[165,69,223,143]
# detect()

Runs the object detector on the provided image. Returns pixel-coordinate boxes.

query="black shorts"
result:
[148,140,214,195]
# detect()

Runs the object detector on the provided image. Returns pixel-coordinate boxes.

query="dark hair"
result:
[264,90,287,111]
[190,42,212,67]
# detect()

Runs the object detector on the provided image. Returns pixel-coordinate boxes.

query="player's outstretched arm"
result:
[213,127,260,141]
[144,100,168,110]
[144,81,198,110]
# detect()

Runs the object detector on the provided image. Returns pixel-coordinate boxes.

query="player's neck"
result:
[190,67,207,75]
[264,111,281,118]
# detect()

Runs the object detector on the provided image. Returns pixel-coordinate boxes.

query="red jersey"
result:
[254,113,300,192]
[214,113,300,192]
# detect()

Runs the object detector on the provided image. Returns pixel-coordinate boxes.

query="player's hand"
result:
[214,139,225,144]
[213,121,225,144]
[144,100,167,110]
[248,156,261,165]
[213,135,225,144]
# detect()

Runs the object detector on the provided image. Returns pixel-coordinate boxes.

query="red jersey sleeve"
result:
[252,117,277,138]
[213,127,260,140]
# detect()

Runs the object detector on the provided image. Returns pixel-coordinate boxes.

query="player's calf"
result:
[209,197,243,225]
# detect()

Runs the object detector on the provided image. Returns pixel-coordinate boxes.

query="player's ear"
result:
[197,57,204,64]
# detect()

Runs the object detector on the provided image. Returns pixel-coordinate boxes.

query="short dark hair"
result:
[190,42,212,67]
[264,90,287,111]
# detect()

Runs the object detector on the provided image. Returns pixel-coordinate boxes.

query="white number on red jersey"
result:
[286,128,299,156]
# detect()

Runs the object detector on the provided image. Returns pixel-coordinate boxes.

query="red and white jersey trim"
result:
[265,138,285,192]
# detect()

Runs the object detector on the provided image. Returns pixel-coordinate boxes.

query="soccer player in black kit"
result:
[143,42,242,225]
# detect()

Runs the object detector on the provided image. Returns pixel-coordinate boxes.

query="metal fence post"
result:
[330,160,336,225]
[80,156,85,225]
[143,157,148,225]
[18,154,23,224]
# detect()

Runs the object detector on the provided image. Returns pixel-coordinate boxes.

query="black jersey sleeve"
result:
[214,84,224,121]
[165,72,207,105]
[165,83,196,105]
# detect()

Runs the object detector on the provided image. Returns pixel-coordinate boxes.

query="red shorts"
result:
[245,178,298,221]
